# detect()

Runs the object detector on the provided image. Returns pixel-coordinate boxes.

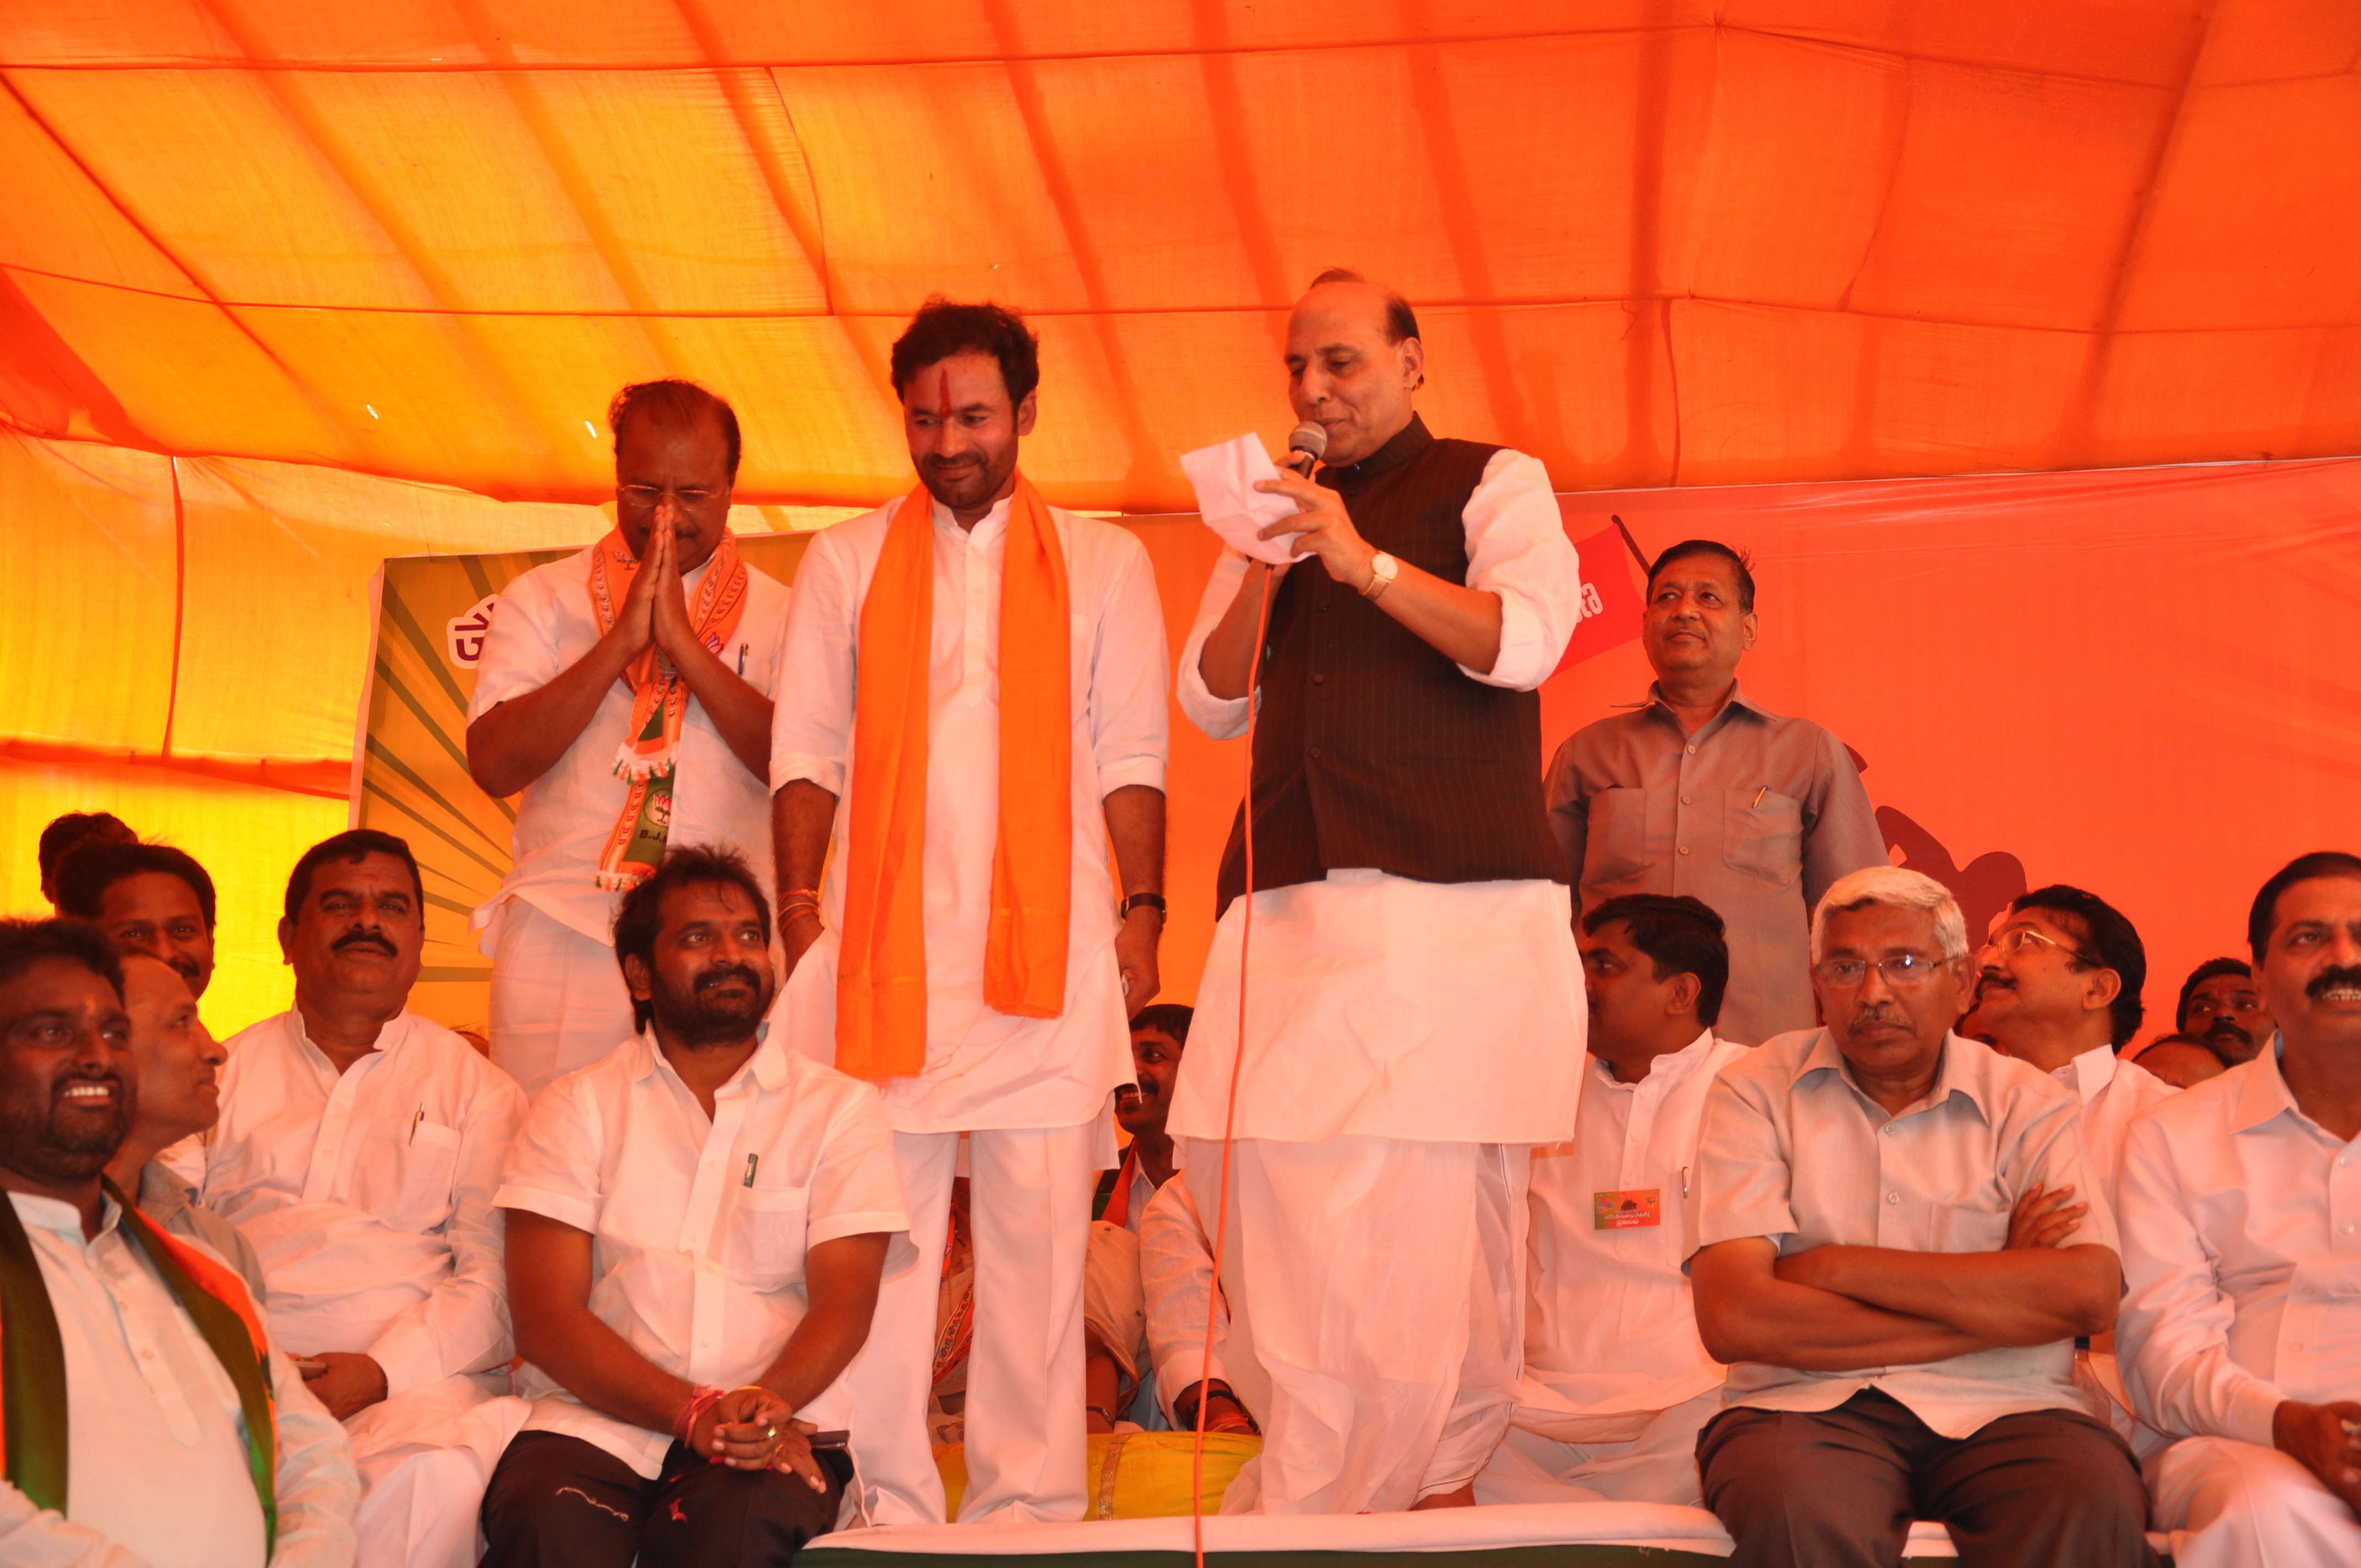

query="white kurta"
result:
[0,1193,358,1568]
[1479,1032,1743,1507]
[494,1031,915,1479]
[469,544,791,1092]
[2114,1040,2361,1567]
[1166,446,1585,1147]
[197,1009,531,1568]
[1139,1177,1231,1427]
[766,493,1169,1134]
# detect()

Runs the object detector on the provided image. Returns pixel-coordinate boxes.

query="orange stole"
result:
[836,476,1073,1081]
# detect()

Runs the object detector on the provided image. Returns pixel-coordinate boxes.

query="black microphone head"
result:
[1288,422,1328,462]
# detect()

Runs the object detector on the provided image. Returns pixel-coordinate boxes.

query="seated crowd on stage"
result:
[5,277,2356,1568]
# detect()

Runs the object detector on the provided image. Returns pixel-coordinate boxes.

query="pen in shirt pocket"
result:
[1752,785,1767,808]
[738,643,749,676]
[409,1104,425,1145]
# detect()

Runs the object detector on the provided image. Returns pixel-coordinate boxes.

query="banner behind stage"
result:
[361,460,2360,1049]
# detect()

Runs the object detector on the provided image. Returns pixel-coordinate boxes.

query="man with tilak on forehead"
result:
[769,300,1170,1524]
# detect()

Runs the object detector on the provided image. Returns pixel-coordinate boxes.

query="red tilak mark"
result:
[935,367,954,422]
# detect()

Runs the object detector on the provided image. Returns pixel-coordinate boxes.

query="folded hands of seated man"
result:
[1770,1181,2092,1338]
[687,1383,832,1493]
[298,1350,390,1420]
[2271,1397,2361,1512]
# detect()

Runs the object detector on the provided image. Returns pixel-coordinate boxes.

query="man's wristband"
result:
[1120,892,1166,920]
[673,1385,725,1446]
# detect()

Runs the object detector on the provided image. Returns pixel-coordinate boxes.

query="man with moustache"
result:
[488,848,911,1567]
[1168,269,1585,1513]
[1085,1005,1197,1433]
[193,830,530,1568]
[101,951,265,1295]
[55,837,220,1000]
[770,300,1168,1523]
[2176,957,2274,1066]
[1477,895,1744,1507]
[469,379,791,1095]
[2117,852,2361,1566]
[0,917,358,1567]
[1973,886,2173,1211]
[1546,542,1885,1044]
[1689,867,2153,1567]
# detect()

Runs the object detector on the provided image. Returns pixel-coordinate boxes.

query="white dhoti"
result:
[484,898,634,1095]
[845,1123,1099,1525]
[1182,1134,1527,1514]
[345,1371,531,1568]
[1474,1388,1721,1507]
[2145,1434,2361,1568]
[1167,874,1582,1516]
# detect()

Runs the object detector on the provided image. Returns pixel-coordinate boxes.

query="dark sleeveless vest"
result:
[1213,415,1566,916]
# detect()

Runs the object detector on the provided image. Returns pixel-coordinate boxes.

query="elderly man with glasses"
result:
[1687,865,2157,1568]
[465,379,790,1095]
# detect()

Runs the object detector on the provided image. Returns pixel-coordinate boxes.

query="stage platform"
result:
[804,1503,2177,1566]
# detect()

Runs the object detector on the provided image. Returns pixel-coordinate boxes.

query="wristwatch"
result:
[1361,551,1399,601]
[1120,892,1167,919]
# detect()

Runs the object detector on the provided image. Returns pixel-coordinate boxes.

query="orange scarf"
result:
[586,528,750,890]
[836,476,1072,1080]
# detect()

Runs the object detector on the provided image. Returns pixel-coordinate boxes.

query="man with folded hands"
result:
[1688,866,2155,1567]
[486,847,911,1567]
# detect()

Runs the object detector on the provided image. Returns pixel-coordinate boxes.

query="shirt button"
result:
[1680,794,1691,805]
[1309,747,1323,760]
[2344,1222,2355,1234]
[1678,846,1690,856]
[1686,744,1698,755]
[700,1335,714,1348]
[1886,1192,1901,1204]
[1312,672,1325,684]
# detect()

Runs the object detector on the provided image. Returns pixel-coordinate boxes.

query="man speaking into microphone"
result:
[1168,269,1586,1514]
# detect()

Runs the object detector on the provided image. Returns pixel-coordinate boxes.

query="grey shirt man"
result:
[1546,683,1885,1043]
[137,1157,268,1300]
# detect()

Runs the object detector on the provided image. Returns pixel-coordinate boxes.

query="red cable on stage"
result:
[1192,559,1276,1568]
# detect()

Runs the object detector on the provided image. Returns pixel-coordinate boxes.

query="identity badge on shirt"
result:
[1593,1189,1662,1229]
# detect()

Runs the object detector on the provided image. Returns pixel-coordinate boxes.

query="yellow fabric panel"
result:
[936,1432,1260,1522]
[0,432,176,751]
[0,755,344,1037]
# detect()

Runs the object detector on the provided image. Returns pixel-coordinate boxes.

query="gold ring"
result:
[766,1425,777,1440]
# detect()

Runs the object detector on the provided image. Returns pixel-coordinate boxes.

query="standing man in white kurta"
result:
[196,830,530,1568]
[1168,269,1586,1514]
[769,301,1170,1525]
[1479,895,1743,1507]
[467,379,790,1095]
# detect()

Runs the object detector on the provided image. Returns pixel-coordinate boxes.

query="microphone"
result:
[1283,421,1327,477]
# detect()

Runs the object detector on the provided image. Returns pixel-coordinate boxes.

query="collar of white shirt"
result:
[13,1187,116,1246]
[1592,1026,1720,1092]
[1796,1027,1994,1126]
[2231,1033,2319,1137]
[2062,1042,2120,1104]
[629,1022,788,1099]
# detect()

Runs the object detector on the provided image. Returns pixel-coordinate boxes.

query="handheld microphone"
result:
[1284,421,1328,477]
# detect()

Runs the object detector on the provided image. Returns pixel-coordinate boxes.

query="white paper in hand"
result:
[1178,433,1310,567]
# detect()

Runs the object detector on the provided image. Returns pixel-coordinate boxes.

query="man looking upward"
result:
[770,300,1169,1524]
[55,838,220,1001]
[467,379,790,1094]
[1546,542,1885,1043]
[1168,268,1585,1513]
[2175,957,2273,1066]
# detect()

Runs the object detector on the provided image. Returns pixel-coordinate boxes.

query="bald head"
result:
[1285,271,1425,466]
[119,952,223,1153]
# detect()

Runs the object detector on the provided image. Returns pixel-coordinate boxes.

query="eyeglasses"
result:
[617,483,728,514]
[1981,925,2099,968]
[1814,952,1950,989]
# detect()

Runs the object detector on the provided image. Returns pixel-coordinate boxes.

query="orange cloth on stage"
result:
[836,476,1073,1082]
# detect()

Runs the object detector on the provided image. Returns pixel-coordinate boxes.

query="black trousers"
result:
[1696,1389,2158,1568]
[481,1430,852,1568]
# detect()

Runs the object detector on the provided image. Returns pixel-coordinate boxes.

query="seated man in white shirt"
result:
[1088,1005,1193,1433]
[101,952,265,1297]
[1478,894,1745,1506]
[1974,885,2175,1211]
[2117,850,2361,1567]
[0,917,358,1568]
[488,846,912,1567]
[198,830,531,1568]
[1689,866,2155,1568]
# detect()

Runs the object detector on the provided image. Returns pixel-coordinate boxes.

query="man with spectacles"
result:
[465,379,790,1094]
[1689,865,2155,1567]
[2175,957,2274,1066]
[1974,886,2174,1213]
[1545,541,1886,1046]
